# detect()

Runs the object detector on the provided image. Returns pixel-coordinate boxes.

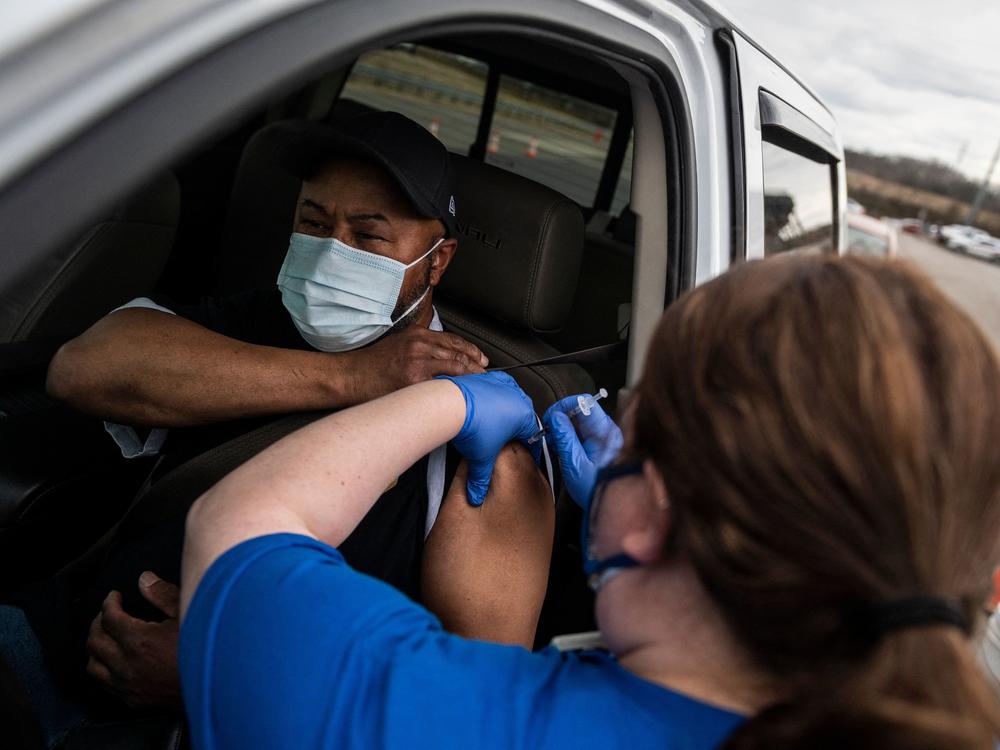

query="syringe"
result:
[527,388,608,445]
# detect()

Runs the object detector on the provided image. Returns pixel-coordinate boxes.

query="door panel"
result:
[0,343,149,593]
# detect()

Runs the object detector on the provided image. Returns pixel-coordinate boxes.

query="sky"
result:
[719,0,1000,186]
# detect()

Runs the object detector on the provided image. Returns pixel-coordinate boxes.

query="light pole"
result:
[968,139,1000,226]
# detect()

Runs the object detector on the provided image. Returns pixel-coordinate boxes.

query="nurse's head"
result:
[600,255,1000,748]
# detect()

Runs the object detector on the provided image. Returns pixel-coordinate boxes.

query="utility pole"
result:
[968,139,1000,227]
[956,139,968,169]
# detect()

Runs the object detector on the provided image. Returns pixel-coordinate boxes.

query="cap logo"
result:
[448,195,456,216]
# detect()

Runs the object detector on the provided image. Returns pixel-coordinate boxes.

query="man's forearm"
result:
[46,309,360,426]
[180,379,466,616]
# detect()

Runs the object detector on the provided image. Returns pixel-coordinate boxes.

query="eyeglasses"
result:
[582,461,643,591]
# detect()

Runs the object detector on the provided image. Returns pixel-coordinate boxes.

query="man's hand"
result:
[345,327,488,402]
[85,571,181,710]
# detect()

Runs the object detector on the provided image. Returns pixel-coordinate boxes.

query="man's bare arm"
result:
[423,446,553,648]
[46,308,487,426]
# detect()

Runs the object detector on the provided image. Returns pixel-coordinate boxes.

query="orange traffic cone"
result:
[487,132,501,155]
[526,137,539,158]
[429,117,440,138]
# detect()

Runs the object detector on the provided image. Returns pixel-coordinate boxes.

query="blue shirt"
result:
[180,533,745,749]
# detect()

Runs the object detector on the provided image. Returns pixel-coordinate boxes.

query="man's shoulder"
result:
[169,288,305,349]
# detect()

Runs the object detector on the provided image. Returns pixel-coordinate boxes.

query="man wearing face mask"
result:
[49,112,488,434]
[22,111,553,737]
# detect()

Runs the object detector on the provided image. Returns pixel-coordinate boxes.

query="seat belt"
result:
[488,339,627,372]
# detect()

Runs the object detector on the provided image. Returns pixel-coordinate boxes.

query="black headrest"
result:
[439,155,583,333]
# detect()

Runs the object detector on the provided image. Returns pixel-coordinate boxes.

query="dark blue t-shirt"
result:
[179,533,745,750]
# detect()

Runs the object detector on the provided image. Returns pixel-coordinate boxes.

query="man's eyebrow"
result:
[346,212,390,224]
[300,198,331,215]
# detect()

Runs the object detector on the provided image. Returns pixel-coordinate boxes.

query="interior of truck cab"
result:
[0,19,683,748]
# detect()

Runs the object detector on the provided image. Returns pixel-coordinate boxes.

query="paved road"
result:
[898,234,1000,348]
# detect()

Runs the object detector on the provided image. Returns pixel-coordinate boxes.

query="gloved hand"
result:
[438,372,540,506]
[543,395,623,506]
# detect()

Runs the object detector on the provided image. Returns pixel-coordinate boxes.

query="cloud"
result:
[719,0,1000,181]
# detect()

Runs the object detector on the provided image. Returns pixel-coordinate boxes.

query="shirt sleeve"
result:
[102,297,177,457]
[179,533,562,750]
[101,292,260,458]
[158,289,285,344]
[109,296,178,317]
[102,420,168,459]
[108,289,290,345]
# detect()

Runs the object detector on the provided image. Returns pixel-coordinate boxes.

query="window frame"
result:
[0,0,695,361]
[728,30,846,260]
[760,123,838,257]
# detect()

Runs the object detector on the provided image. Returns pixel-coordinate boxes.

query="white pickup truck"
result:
[0,4,847,746]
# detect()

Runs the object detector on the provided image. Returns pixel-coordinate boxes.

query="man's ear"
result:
[621,459,671,563]
[429,238,458,287]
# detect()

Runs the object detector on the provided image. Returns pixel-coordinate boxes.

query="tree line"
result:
[846,149,1000,215]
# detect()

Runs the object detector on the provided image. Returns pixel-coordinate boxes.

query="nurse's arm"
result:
[180,378,466,618]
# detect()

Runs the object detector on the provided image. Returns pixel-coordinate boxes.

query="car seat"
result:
[435,154,594,408]
[0,171,180,343]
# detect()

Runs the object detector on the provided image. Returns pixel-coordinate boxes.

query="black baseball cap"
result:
[272,111,458,236]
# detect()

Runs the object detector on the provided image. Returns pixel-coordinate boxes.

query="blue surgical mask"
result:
[277,232,443,352]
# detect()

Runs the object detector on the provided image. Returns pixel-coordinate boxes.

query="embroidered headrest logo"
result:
[456,222,502,250]
[448,195,456,216]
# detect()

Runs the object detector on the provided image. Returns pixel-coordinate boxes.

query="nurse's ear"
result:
[621,459,671,563]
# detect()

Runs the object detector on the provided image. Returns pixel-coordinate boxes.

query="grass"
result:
[848,171,1000,235]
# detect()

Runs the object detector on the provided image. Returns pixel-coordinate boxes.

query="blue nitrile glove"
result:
[437,372,540,506]
[542,395,624,506]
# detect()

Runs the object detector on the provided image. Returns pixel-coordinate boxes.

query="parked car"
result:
[966,236,1000,263]
[847,212,898,257]
[0,2,845,747]
[939,224,989,252]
